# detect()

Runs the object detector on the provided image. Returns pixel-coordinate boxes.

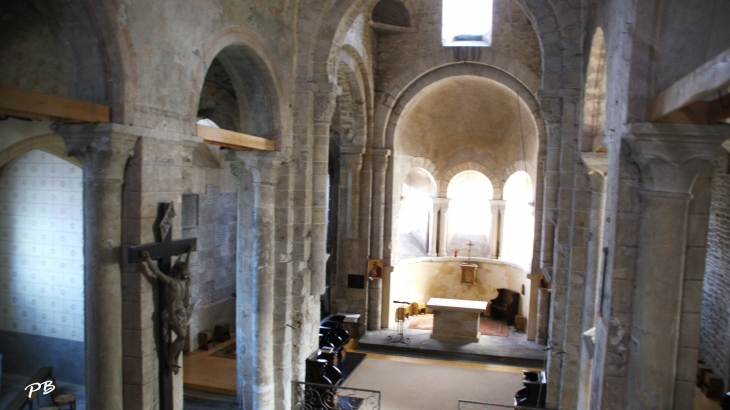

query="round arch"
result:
[195,28,287,148]
[301,0,566,92]
[336,57,367,148]
[0,134,79,169]
[439,162,502,199]
[383,63,545,152]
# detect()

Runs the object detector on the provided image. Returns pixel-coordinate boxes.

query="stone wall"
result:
[701,160,730,387]
[374,0,541,93]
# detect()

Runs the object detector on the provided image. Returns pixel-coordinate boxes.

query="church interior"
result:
[0,0,729,409]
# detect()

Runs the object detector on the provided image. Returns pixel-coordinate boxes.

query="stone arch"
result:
[383,63,546,155]
[196,28,286,147]
[403,167,438,198]
[439,162,502,199]
[581,27,607,152]
[336,53,368,148]
[0,1,115,113]
[0,134,79,169]
[302,0,566,90]
[371,0,412,27]
[503,160,536,191]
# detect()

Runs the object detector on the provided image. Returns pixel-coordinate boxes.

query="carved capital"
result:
[489,199,506,213]
[53,123,137,181]
[434,197,451,213]
[227,150,288,186]
[340,147,364,174]
[624,123,729,196]
[370,148,391,173]
[314,91,338,124]
[581,152,608,192]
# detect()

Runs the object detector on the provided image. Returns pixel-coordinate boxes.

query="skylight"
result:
[442,0,493,47]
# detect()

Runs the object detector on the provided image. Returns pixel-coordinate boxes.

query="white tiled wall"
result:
[0,150,84,342]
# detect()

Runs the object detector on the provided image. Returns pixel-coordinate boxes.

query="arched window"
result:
[501,171,534,267]
[447,171,493,257]
[396,168,437,258]
[442,0,494,47]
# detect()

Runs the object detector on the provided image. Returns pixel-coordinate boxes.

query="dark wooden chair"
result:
[489,288,520,325]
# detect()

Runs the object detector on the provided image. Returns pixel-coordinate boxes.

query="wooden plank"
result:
[0,86,110,123]
[648,47,730,122]
[654,96,730,124]
[127,238,197,264]
[197,124,275,151]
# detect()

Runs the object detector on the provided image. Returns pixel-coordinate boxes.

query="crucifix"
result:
[128,202,197,410]
[465,241,474,262]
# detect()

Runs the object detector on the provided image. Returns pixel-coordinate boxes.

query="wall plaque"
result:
[347,274,366,289]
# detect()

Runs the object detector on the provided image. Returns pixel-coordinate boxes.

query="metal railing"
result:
[457,400,558,410]
[292,381,381,410]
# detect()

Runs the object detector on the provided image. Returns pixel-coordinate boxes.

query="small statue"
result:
[140,245,197,374]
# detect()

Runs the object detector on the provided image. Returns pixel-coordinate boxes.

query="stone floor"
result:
[357,316,547,368]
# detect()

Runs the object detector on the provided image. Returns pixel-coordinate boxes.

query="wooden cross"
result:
[127,202,197,410]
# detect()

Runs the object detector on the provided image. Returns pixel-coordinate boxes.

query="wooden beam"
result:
[0,85,110,122]
[648,47,730,122]
[196,124,275,152]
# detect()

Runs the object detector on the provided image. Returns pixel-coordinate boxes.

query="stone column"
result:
[623,123,728,410]
[339,147,364,239]
[576,153,608,409]
[489,200,506,259]
[228,150,284,410]
[54,123,137,410]
[427,199,439,256]
[311,89,338,296]
[436,198,450,257]
[368,149,390,330]
[489,199,504,258]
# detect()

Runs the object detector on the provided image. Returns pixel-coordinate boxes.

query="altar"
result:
[426,298,488,342]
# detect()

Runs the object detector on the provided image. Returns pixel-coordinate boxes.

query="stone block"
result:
[687,214,709,247]
[681,279,703,313]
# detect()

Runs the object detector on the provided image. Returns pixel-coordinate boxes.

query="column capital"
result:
[433,197,451,212]
[370,149,391,173]
[490,199,506,212]
[340,150,363,173]
[52,123,137,181]
[227,150,287,185]
[580,152,608,176]
[313,87,339,124]
[581,152,608,193]
[624,123,729,196]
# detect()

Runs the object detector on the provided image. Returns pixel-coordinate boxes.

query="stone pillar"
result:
[228,150,284,410]
[55,123,137,410]
[427,199,439,256]
[576,153,608,410]
[436,198,450,257]
[339,148,364,239]
[489,200,506,259]
[623,123,728,410]
[368,149,390,330]
[489,202,499,258]
[311,89,338,296]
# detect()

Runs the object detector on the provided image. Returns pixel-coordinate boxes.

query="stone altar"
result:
[426,298,488,342]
